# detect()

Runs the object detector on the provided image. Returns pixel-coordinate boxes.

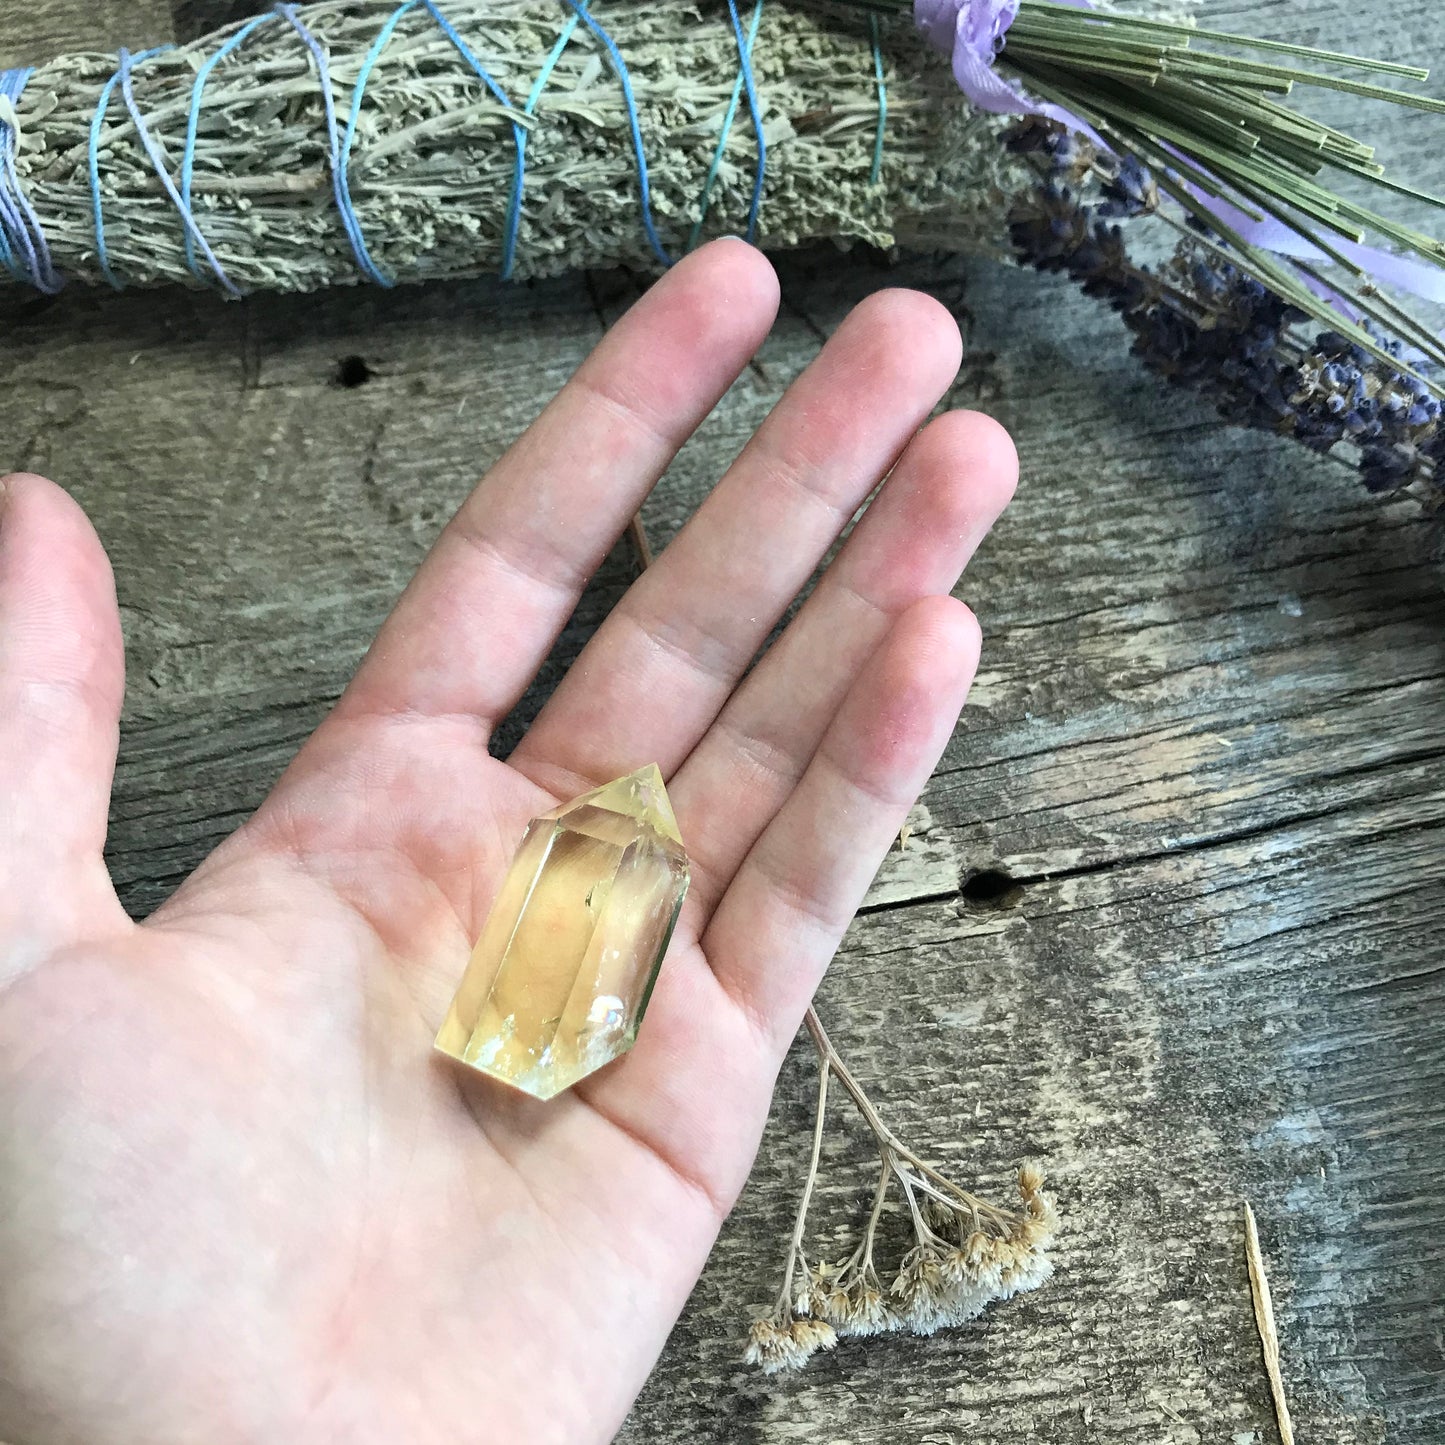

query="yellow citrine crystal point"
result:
[434,765,689,1100]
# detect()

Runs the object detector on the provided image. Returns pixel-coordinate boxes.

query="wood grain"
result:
[1,1,1442,1441]
[0,0,173,70]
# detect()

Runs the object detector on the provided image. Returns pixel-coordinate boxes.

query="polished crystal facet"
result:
[434,765,689,1100]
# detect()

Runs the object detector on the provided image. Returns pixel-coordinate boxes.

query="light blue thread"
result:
[0,71,38,286]
[0,71,34,283]
[687,0,763,251]
[505,13,580,279]
[273,3,377,280]
[0,68,61,292]
[420,0,527,281]
[725,0,766,243]
[88,45,169,290]
[180,12,276,287]
[559,0,671,266]
[0,71,41,286]
[88,72,125,287]
[869,13,887,186]
[118,46,242,296]
[337,0,420,286]
[0,185,14,280]
[337,0,526,287]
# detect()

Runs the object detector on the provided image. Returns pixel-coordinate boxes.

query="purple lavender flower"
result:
[1097,156,1157,218]
[1004,121,1443,500]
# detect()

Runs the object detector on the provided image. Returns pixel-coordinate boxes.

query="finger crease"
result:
[332,705,493,748]
[614,604,741,692]
[750,447,862,529]
[448,517,592,606]
[817,745,920,815]
[712,963,791,1059]
[581,1088,734,1227]
[763,862,858,943]
[701,882,845,1054]
[711,711,807,793]
[571,371,683,466]
[821,570,893,629]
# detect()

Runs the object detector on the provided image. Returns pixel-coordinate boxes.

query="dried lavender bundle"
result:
[3,0,1040,293]
[852,0,1445,394]
[1006,120,1445,502]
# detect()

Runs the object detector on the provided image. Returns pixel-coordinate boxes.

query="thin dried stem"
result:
[858,1157,891,1272]
[627,513,655,570]
[774,1055,831,1318]
[805,1006,1015,1230]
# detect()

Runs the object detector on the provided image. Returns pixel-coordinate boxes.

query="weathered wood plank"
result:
[1,0,1442,1442]
[633,785,1445,1444]
[0,0,173,70]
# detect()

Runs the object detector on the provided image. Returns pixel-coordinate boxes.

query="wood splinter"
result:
[1244,1200,1296,1445]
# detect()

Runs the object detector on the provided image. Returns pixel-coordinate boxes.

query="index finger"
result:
[327,239,780,735]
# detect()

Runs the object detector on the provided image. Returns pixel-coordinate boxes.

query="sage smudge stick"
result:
[0,0,1032,292]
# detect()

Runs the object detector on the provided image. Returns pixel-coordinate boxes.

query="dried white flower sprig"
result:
[618,521,1058,1377]
[744,1008,1059,1374]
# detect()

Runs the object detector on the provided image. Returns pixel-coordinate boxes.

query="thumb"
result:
[0,473,127,962]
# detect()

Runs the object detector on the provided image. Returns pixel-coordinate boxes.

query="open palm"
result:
[0,241,1015,1444]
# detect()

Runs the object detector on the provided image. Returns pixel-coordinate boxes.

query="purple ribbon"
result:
[1188,188,1445,306]
[915,0,1445,310]
[913,0,1095,135]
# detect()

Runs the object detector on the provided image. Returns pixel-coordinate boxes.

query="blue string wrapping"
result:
[335,0,526,287]
[336,0,422,286]
[506,12,581,279]
[88,45,170,290]
[0,68,62,293]
[117,46,242,295]
[273,3,380,281]
[180,12,277,288]
[420,0,528,280]
[0,71,35,283]
[688,0,764,252]
[869,13,888,186]
[725,0,767,243]
[559,0,673,267]
[66,0,778,294]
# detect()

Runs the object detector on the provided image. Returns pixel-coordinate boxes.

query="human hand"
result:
[0,240,1015,1444]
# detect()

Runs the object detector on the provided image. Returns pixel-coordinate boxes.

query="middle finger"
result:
[509,288,964,798]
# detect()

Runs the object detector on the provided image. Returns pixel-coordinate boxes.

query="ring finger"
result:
[670,407,1016,921]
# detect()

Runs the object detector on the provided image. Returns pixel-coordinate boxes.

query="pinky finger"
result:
[700,594,981,1054]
